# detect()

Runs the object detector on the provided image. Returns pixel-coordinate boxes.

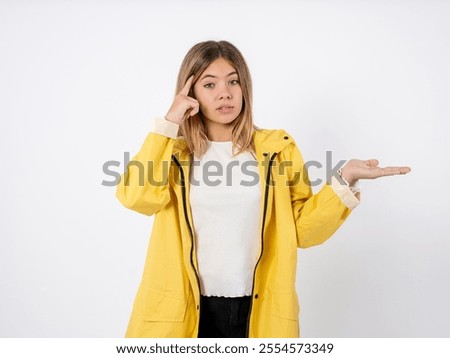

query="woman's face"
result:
[193,58,243,129]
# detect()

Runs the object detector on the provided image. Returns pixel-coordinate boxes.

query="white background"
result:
[1,0,449,337]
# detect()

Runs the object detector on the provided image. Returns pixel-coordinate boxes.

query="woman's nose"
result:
[218,83,232,99]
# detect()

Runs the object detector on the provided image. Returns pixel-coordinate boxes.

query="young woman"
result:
[115,40,410,338]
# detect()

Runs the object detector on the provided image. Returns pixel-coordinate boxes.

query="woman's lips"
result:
[216,106,234,114]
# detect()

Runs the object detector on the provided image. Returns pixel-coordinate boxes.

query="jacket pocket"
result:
[142,291,188,322]
[270,291,300,321]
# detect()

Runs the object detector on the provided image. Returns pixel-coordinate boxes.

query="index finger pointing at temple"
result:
[180,75,194,96]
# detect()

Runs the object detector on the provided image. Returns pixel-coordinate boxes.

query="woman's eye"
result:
[229,80,240,85]
[204,83,215,88]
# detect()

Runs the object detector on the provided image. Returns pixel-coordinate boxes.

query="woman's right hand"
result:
[165,76,199,125]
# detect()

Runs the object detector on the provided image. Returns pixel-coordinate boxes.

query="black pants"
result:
[197,295,251,338]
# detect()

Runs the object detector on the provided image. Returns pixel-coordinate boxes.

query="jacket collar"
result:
[252,128,293,155]
[173,128,293,160]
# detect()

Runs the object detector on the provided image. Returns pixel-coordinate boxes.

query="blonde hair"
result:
[175,40,257,158]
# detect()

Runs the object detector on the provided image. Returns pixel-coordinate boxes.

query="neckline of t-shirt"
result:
[208,140,232,145]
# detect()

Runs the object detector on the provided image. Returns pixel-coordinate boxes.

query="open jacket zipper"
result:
[245,152,277,337]
[173,151,277,338]
[172,155,202,336]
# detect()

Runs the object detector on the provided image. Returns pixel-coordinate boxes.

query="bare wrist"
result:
[339,167,357,187]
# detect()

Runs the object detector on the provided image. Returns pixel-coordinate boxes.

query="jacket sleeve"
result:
[115,131,176,216]
[282,140,360,248]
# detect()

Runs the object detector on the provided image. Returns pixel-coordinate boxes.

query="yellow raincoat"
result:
[116,128,355,337]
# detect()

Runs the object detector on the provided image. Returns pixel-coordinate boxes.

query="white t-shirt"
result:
[189,141,261,297]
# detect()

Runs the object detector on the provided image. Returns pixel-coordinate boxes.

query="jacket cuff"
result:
[149,117,180,139]
[330,176,360,210]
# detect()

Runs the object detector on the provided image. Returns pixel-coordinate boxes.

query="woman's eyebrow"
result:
[200,71,238,80]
